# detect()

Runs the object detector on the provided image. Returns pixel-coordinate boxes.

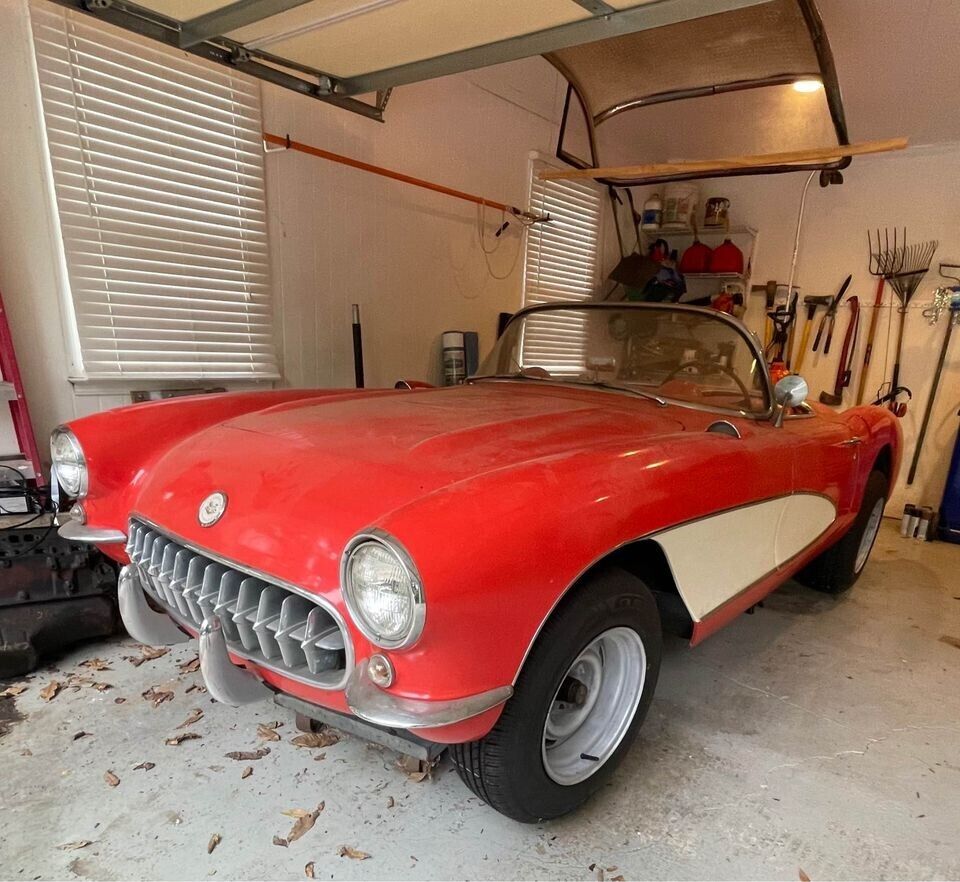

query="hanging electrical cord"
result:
[476,202,536,281]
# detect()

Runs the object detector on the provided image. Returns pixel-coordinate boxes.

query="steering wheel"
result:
[663,359,752,409]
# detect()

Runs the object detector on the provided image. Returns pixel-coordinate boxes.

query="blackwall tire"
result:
[796,470,888,595]
[450,566,662,822]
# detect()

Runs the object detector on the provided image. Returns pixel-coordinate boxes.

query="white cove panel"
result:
[655,494,836,621]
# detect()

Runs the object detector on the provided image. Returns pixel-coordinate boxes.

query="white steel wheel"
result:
[541,626,646,786]
[854,496,886,574]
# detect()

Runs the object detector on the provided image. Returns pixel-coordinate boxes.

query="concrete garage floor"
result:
[2,520,959,881]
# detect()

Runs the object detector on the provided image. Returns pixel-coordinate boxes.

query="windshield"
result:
[475,304,770,415]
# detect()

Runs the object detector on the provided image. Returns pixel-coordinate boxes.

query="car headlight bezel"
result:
[50,426,88,499]
[340,530,425,651]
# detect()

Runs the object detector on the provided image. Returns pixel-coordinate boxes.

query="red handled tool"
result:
[819,296,861,406]
[855,276,885,404]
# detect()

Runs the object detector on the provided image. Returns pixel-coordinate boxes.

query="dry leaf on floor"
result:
[133,761,155,771]
[799,871,811,882]
[291,730,340,749]
[396,755,434,782]
[179,655,201,673]
[177,708,204,728]
[312,752,326,762]
[611,877,625,882]
[304,862,315,879]
[257,723,281,742]
[272,836,288,848]
[72,731,92,741]
[142,687,174,707]
[125,646,170,666]
[91,682,112,692]
[282,803,324,844]
[386,796,395,808]
[337,846,370,861]
[166,732,201,746]
[104,770,120,787]
[114,697,126,704]
[938,634,960,650]
[225,747,270,761]
[80,658,111,671]
[58,840,93,850]
[40,681,61,701]
[207,833,221,854]
[0,684,27,698]
[241,766,253,779]
[185,684,206,694]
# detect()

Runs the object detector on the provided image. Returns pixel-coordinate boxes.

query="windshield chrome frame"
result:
[472,302,775,421]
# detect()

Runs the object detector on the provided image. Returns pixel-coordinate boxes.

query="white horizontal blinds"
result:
[31,5,279,380]
[522,161,602,372]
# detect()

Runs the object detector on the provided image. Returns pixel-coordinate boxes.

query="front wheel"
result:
[451,566,661,821]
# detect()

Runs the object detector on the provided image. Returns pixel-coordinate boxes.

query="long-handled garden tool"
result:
[794,294,832,374]
[906,286,960,485]
[766,291,798,360]
[880,230,938,412]
[819,296,861,405]
[856,276,887,404]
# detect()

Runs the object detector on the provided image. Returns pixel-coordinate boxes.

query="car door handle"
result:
[840,437,863,447]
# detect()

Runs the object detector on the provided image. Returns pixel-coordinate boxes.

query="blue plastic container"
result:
[940,414,960,543]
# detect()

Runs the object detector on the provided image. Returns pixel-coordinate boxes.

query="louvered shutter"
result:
[521,159,602,372]
[31,4,279,380]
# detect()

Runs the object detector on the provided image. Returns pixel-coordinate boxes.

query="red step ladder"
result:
[0,288,41,484]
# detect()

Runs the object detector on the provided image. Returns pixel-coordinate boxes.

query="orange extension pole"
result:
[262,132,545,222]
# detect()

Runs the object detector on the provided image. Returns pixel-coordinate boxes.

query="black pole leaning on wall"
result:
[352,304,365,389]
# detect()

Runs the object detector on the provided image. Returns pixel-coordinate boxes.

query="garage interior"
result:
[1,0,959,879]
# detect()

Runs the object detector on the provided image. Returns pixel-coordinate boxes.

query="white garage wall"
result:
[606,144,960,516]
[260,61,567,388]
[0,0,568,464]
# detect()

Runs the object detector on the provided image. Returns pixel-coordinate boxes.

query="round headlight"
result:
[342,534,424,650]
[50,427,88,499]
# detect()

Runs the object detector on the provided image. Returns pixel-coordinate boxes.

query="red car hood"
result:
[135,384,685,573]
[220,383,686,479]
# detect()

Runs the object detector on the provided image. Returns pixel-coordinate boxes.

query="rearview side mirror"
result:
[773,375,809,427]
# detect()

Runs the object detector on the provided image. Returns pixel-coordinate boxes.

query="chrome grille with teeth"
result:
[126,519,349,688]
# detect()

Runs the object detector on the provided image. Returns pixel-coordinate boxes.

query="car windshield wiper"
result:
[469,371,550,383]
[471,373,668,405]
[566,379,668,407]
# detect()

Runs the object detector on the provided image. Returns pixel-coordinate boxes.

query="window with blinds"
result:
[31,5,279,381]
[521,159,602,372]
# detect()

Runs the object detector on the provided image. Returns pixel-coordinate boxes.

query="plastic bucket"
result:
[662,183,699,230]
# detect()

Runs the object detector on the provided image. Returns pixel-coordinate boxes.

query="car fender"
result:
[373,428,808,702]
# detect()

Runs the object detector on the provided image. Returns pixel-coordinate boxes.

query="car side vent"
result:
[126,519,349,688]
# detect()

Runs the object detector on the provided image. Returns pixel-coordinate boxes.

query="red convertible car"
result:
[52,303,899,821]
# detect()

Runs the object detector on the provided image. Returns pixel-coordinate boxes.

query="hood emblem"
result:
[198,492,228,527]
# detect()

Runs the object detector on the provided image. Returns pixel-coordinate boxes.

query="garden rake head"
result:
[868,227,905,279]
[888,239,938,308]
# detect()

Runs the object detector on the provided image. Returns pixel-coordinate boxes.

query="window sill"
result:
[69,377,279,396]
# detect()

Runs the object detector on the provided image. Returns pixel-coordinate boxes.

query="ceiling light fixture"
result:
[792,78,823,93]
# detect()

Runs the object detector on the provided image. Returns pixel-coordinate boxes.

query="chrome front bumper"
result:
[58,519,126,544]
[119,563,269,706]
[345,662,512,729]
[118,563,513,726]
